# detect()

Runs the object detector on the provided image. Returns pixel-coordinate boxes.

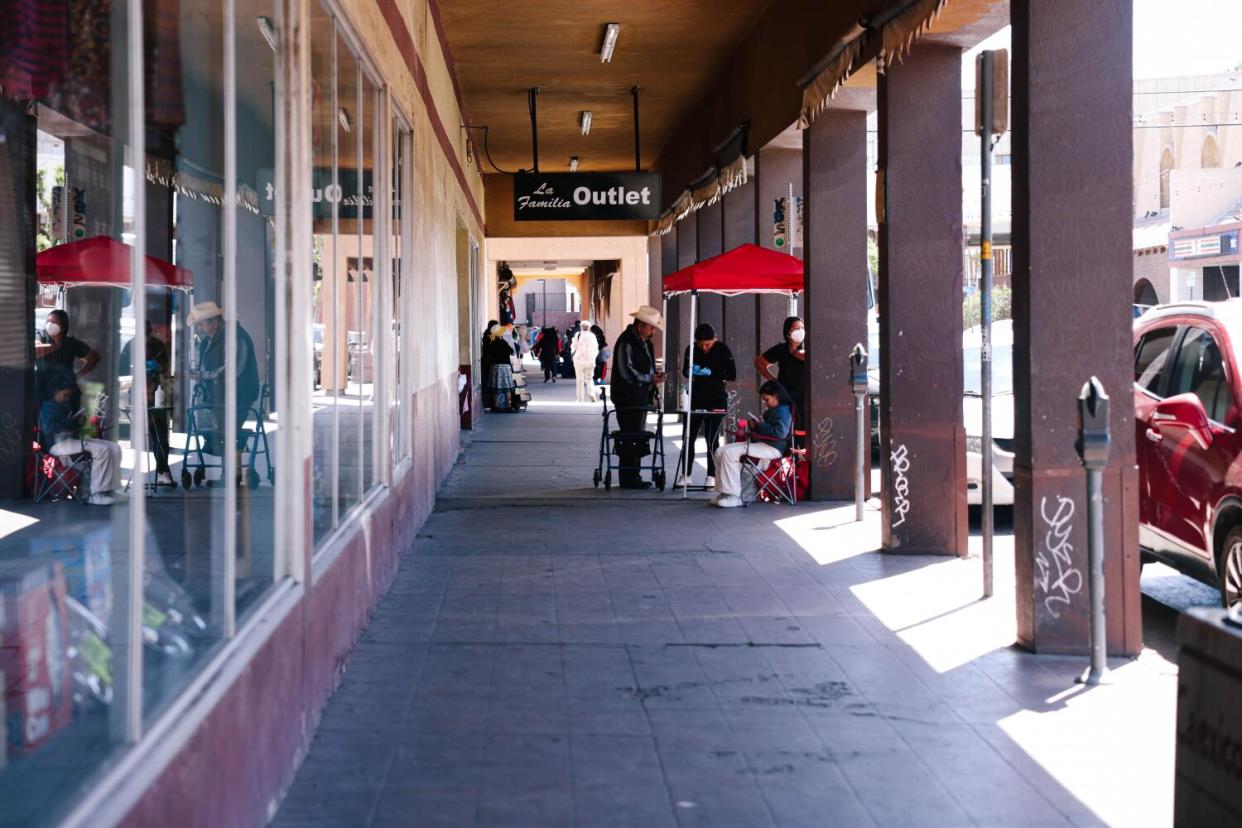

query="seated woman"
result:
[39,376,124,506]
[710,380,793,509]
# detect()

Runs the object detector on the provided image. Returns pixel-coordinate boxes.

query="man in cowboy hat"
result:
[610,305,666,488]
[188,301,261,470]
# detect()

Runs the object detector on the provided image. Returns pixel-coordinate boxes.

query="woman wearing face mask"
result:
[34,309,100,412]
[754,316,806,423]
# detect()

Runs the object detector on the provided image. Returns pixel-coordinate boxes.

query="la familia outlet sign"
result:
[514,172,661,221]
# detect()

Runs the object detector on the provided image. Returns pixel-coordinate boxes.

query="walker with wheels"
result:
[592,388,666,491]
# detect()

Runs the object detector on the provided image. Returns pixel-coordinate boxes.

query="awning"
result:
[662,243,803,296]
[36,236,194,289]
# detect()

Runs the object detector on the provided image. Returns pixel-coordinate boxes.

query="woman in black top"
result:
[678,323,736,486]
[532,326,560,383]
[754,315,805,423]
[34,309,100,413]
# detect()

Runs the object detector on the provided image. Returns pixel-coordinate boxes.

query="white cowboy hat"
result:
[629,305,664,330]
[187,301,224,325]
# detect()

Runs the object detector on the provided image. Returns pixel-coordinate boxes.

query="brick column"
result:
[696,200,724,335]
[878,45,967,556]
[755,146,802,349]
[1012,0,1141,655]
[723,176,760,421]
[660,230,681,410]
[803,110,870,500]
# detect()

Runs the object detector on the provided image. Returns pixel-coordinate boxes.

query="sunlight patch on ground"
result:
[850,550,1016,673]
[0,510,39,542]
[997,658,1176,827]
[773,502,882,566]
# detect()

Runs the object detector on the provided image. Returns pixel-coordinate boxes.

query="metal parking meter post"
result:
[850,344,869,522]
[1076,377,1110,686]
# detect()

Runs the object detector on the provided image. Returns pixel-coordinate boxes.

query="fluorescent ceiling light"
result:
[580,111,592,136]
[569,156,579,172]
[257,16,278,52]
[600,23,620,63]
[338,107,351,133]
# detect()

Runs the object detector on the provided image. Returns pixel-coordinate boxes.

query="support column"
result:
[723,175,759,422]
[660,230,681,410]
[696,200,724,334]
[878,45,967,555]
[1012,0,1141,655]
[675,216,698,384]
[803,110,870,500]
[647,234,663,361]
[756,146,802,348]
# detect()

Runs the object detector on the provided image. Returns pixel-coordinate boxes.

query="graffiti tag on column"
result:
[724,389,739,437]
[1036,495,1083,619]
[813,417,838,468]
[891,444,911,528]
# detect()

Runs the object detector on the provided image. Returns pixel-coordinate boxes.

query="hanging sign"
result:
[772,196,803,249]
[514,172,661,221]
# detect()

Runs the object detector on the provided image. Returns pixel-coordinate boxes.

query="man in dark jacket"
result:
[678,323,736,487]
[188,301,260,459]
[611,305,666,488]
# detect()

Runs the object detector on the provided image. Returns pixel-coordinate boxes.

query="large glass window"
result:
[0,1,282,818]
[391,118,409,462]
[310,5,385,551]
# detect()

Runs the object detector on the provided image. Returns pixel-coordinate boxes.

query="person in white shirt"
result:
[570,320,600,403]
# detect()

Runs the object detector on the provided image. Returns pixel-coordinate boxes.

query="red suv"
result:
[1134,301,1242,608]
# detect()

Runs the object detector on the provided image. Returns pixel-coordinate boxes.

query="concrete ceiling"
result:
[438,0,776,173]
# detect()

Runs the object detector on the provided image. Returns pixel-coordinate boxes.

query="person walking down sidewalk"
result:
[533,326,560,383]
[571,320,600,403]
[611,306,666,489]
[677,323,736,488]
[711,380,792,508]
[484,324,516,412]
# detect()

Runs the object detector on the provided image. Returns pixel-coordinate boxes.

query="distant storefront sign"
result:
[514,172,661,221]
[311,168,374,220]
[1170,228,1240,262]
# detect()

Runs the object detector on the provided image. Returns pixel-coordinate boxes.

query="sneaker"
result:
[674,473,689,488]
[88,493,116,506]
[716,494,742,509]
[704,475,716,488]
[157,472,175,486]
[709,493,723,506]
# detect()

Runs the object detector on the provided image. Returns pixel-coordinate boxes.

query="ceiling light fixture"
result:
[338,107,352,133]
[600,23,620,63]
[580,111,592,136]
[257,17,278,52]
[569,156,579,172]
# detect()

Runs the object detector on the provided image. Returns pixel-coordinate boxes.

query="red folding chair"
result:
[740,417,806,506]
[32,430,93,505]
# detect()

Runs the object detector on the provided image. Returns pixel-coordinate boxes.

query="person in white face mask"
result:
[34,308,100,413]
[754,315,806,424]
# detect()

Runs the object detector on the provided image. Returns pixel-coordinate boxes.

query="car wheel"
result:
[1219,527,1242,609]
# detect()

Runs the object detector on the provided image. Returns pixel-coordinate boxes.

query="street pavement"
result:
[273,374,1188,827]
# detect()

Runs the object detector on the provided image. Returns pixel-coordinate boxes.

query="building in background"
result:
[1132,73,1242,303]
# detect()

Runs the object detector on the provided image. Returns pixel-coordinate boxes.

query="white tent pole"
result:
[683,289,697,499]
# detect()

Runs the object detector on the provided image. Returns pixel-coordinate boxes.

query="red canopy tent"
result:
[661,243,803,497]
[661,243,803,296]
[36,236,194,289]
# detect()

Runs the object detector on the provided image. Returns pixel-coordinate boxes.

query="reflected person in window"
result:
[188,301,260,475]
[40,377,122,505]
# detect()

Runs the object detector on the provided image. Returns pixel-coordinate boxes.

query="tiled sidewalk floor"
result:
[274,379,1185,828]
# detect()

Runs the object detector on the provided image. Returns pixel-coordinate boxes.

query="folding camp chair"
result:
[32,430,93,505]
[739,420,806,506]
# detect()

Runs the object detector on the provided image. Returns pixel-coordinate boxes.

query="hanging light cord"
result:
[460,124,520,174]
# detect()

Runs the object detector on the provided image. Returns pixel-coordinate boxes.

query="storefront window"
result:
[0,0,282,817]
[391,118,409,461]
[0,4,136,823]
[311,5,385,550]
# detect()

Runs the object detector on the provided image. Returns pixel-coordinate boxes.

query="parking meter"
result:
[1076,376,1109,685]
[1076,376,1110,470]
[850,343,868,521]
[850,344,869,396]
